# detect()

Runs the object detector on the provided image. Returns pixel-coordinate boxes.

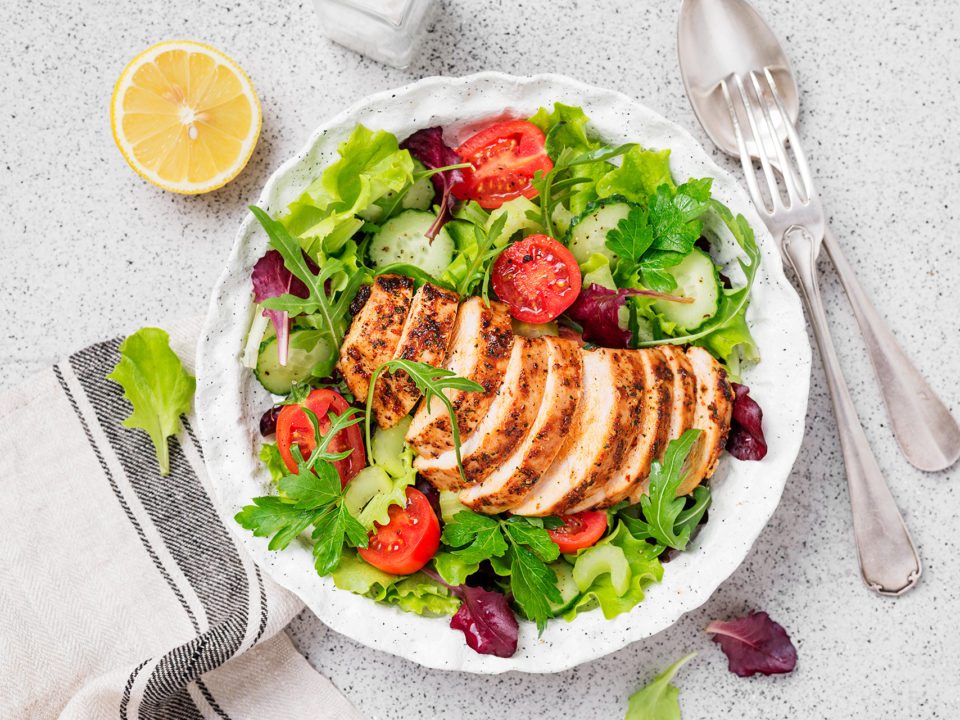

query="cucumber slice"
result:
[254,329,337,395]
[371,416,413,476]
[651,248,721,331]
[565,198,634,265]
[368,210,455,277]
[547,561,581,616]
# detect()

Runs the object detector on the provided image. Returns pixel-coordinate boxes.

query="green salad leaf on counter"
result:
[107,327,196,476]
[624,653,698,720]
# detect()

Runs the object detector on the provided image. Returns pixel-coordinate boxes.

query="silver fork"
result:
[721,68,921,596]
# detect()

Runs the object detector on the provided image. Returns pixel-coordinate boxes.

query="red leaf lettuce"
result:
[706,610,797,677]
[565,284,684,348]
[400,127,463,239]
[250,250,314,366]
[727,382,767,461]
[423,568,518,657]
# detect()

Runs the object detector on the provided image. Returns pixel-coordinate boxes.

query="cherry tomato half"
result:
[491,234,582,323]
[451,120,553,209]
[276,388,365,486]
[358,487,441,575]
[547,511,608,554]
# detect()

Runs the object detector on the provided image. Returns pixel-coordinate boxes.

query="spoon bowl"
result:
[678,0,798,159]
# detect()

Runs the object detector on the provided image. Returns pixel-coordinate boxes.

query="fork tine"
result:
[764,67,816,202]
[749,70,802,207]
[732,73,783,212]
[720,76,769,214]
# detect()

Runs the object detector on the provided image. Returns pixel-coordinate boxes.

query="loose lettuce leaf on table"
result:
[624,653,697,720]
[106,327,196,475]
[706,611,797,677]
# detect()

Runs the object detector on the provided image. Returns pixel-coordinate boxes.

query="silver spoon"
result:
[677,0,960,472]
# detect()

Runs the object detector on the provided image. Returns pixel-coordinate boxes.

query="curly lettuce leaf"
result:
[279,124,414,257]
[106,327,196,475]
[624,652,697,720]
[596,146,675,203]
[258,442,287,485]
[332,551,460,616]
[563,521,663,621]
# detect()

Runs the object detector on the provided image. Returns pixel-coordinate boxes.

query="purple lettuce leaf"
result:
[400,127,464,239]
[251,250,312,366]
[706,611,797,677]
[565,284,689,348]
[423,568,518,658]
[727,382,767,461]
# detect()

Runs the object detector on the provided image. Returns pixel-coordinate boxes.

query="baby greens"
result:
[107,327,195,476]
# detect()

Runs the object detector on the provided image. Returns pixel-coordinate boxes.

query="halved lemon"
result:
[111,41,261,194]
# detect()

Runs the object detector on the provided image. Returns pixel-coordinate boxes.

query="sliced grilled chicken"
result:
[338,275,414,404]
[509,348,645,516]
[660,344,698,442]
[459,337,583,513]
[673,346,734,496]
[373,282,460,428]
[569,347,673,512]
[415,337,549,492]
[405,298,513,458]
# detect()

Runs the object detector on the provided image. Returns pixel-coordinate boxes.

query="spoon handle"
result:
[822,226,960,472]
[781,226,921,596]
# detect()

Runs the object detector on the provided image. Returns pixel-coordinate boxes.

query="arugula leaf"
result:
[672,485,712,541]
[365,360,483,484]
[624,653,697,720]
[250,206,367,350]
[106,327,196,476]
[236,408,367,576]
[638,429,702,550]
[509,544,563,634]
[531,144,635,237]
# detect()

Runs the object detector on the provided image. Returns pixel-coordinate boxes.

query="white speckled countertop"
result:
[3,1,958,718]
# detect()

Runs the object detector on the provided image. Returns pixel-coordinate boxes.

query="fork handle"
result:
[781,225,921,596]
[822,226,960,472]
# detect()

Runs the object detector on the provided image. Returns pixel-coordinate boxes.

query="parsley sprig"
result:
[235,407,368,575]
[250,205,366,348]
[441,511,564,633]
[606,178,714,291]
[364,360,484,485]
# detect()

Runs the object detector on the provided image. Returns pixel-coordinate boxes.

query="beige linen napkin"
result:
[0,321,364,719]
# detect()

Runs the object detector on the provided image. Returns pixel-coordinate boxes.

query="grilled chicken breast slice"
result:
[673,346,734,496]
[415,337,549,492]
[570,347,673,512]
[338,275,414,404]
[405,298,514,458]
[459,337,583,513]
[373,282,459,429]
[510,348,645,517]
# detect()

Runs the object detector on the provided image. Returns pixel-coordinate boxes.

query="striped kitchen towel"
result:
[0,320,365,719]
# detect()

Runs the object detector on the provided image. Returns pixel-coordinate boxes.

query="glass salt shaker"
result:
[313,0,436,69]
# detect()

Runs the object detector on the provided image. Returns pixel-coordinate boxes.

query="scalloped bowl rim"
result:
[195,71,811,674]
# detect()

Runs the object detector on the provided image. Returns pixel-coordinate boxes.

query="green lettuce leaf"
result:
[596,146,675,203]
[279,125,414,257]
[332,551,461,616]
[258,443,287,485]
[106,327,196,475]
[624,653,697,720]
[563,521,663,621]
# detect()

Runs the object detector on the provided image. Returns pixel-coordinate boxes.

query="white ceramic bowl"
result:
[195,72,810,674]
